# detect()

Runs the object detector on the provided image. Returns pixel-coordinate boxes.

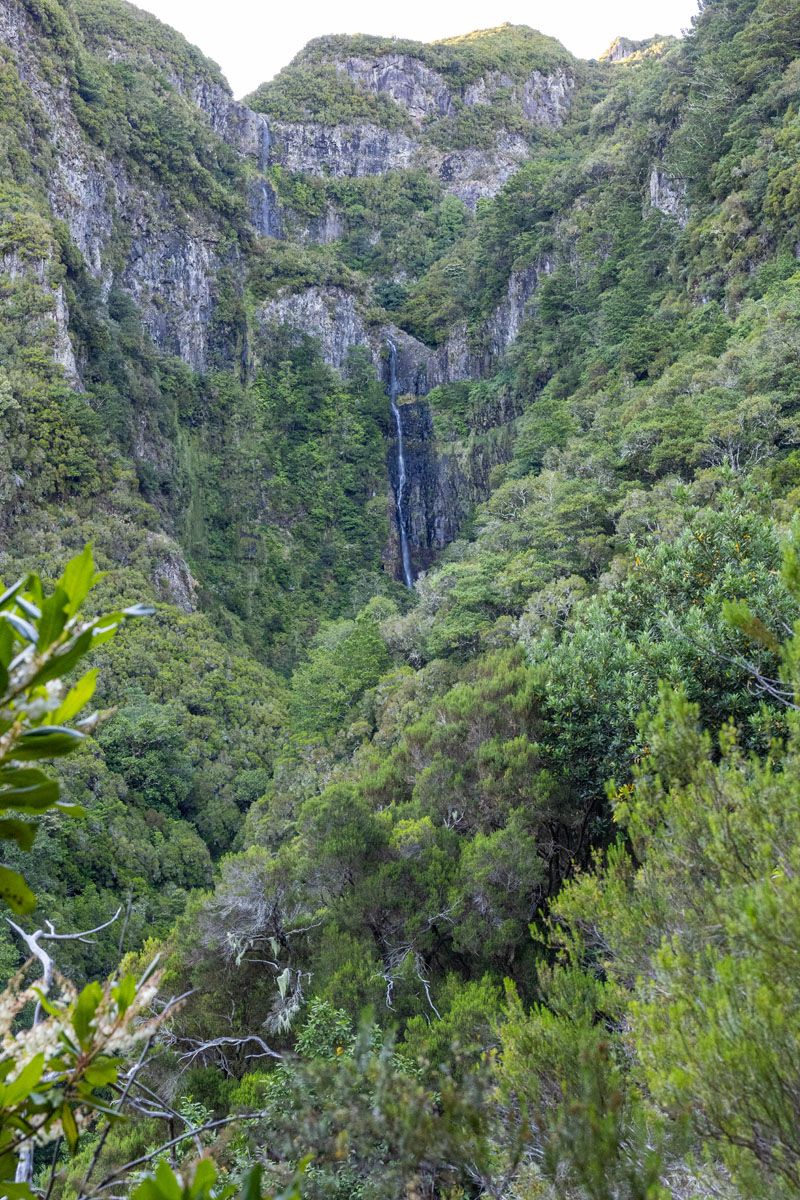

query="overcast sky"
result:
[134,0,700,98]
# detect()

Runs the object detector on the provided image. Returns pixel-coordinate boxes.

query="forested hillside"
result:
[1,0,800,1195]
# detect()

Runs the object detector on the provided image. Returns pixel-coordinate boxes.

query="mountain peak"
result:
[600,33,676,63]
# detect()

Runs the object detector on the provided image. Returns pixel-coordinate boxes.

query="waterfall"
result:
[387,339,414,589]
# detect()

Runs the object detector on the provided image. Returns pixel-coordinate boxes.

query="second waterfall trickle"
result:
[387,339,414,589]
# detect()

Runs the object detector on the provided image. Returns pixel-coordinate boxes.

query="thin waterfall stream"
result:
[387,339,414,588]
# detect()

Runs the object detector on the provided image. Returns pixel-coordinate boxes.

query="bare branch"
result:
[42,908,122,942]
[86,1112,273,1197]
[172,1034,282,1075]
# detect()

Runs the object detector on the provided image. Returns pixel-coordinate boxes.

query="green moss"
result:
[248,63,412,131]
[246,239,363,301]
[0,185,55,261]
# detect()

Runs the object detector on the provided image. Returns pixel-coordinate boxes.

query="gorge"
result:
[1,0,800,1197]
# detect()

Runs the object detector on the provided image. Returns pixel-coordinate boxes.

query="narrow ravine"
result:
[387,338,414,588]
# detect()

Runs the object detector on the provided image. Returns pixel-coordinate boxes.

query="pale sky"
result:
[135,0,700,98]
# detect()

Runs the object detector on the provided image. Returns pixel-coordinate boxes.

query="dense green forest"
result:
[1,0,800,1195]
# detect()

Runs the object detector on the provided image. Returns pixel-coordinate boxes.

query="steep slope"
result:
[146,2,800,1194]
[172,0,800,1012]
[0,4,587,615]
[3,0,800,1193]
[0,2,590,970]
[249,25,576,208]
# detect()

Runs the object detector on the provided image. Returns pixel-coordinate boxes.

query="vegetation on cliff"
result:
[1,0,800,1196]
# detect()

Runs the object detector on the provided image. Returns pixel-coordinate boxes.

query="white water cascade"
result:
[387,339,414,589]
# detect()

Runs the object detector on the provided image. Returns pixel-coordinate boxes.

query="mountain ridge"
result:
[2,1,800,1192]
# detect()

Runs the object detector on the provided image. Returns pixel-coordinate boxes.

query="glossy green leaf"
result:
[27,628,94,689]
[54,801,86,817]
[54,669,98,723]
[13,595,41,622]
[59,545,100,619]
[73,981,103,1046]
[32,987,61,1018]
[0,767,59,811]
[112,975,136,1016]
[11,727,85,761]
[238,1164,263,1200]
[189,1159,217,1198]
[0,611,37,644]
[148,1160,184,1200]
[83,1058,121,1088]
[36,585,70,652]
[0,579,25,612]
[0,621,11,692]
[0,866,36,913]
[0,819,36,851]
[61,1101,79,1151]
[0,1181,39,1200]
[0,1054,44,1106]
[89,616,124,648]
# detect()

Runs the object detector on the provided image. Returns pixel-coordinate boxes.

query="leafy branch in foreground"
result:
[0,546,296,1200]
[0,959,166,1192]
[0,545,152,913]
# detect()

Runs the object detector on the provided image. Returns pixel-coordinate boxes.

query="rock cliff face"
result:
[337,54,453,123]
[250,180,284,238]
[379,266,547,575]
[337,52,574,131]
[435,134,532,208]
[601,36,660,63]
[0,0,294,376]
[148,534,199,611]
[304,207,346,245]
[519,68,573,125]
[255,258,549,391]
[272,122,419,177]
[0,0,587,584]
[0,0,571,392]
[266,54,575,207]
[1,250,81,388]
[257,287,371,373]
[51,279,81,386]
[602,37,645,63]
[428,259,553,383]
[122,215,220,371]
[0,0,113,279]
[269,122,536,208]
[386,389,522,577]
[253,262,547,577]
[0,0,232,371]
[648,166,688,226]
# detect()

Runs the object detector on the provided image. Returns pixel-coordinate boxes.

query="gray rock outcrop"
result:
[271,122,418,176]
[338,54,453,122]
[648,165,688,225]
[601,36,646,63]
[0,0,573,386]
[436,133,531,208]
[250,179,284,239]
[122,214,220,372]
[520,68,574,126]
[0,0,224,370]
[338,52,574,131]
[256,287,371,374]
[386,381,522,577]
[254,257,549,393]
[1,250,82,388]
